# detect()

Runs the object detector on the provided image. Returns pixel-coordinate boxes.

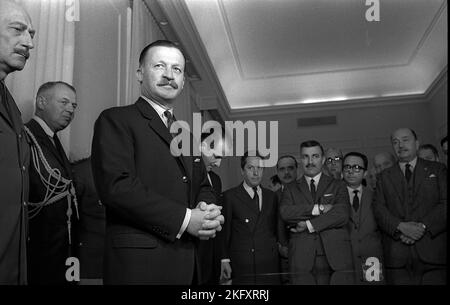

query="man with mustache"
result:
[25,81,79,285]
[280,140,353,284]
[373,128,447,284]
[0,0,35,285]
[324,147,344,180]
[91,40,223,284]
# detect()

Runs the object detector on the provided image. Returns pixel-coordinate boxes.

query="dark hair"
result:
[300,140,324,156]
[409,128,418,140]
[241,150,263,169]
[138,40,185,68]
[36,81,76,99]
[441,136,448,147]
[418,144,439,159]
[270,174,281,185]
[277,155,298,169]
[343,152,368,170]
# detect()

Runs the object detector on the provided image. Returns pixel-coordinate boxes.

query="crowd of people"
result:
[0,1,446,286]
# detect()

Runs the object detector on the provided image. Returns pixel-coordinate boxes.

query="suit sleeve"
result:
[279,185,315,223]
[91,110,186,242]
[372,173,402,238]
[309,182,350,232]
[218,190,232,260]
[421,164,447,237]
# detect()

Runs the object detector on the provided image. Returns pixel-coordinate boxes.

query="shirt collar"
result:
[33,115,55,138]
[347,185,363,197]
[304,172,322,185]
[141,95,173,123]
[399,157,417,171]
[243,180,260,196]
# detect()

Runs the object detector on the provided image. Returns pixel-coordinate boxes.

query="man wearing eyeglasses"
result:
[343,152,383,283]
[280,140,353,284]
[324,147,344,180]
[373,128,446,284]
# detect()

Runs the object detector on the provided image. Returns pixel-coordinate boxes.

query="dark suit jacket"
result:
[91,98,215,284]
[0,82,29,285]
[372,159,447,268]
[197,170,222,284]
[26,118,78,285]
[72,157,105,279]
[220,183,281,284]
[280,174,353,272]
[348,186,383,274]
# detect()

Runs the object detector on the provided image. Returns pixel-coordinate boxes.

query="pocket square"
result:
[194,158,201,162]
[429,174,436,178]
[324,193,333,197]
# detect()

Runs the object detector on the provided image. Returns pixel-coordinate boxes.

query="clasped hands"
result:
[289,204,333,233]
[187,201,224,240]
[397,222,426,245]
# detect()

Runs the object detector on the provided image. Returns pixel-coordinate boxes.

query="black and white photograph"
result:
[0,0,447,298]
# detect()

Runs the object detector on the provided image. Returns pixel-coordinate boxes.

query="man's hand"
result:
[400,234,415,245]
[220,261,232,282]
[322,204,333,213]
[290,221,307,233]
[278,244,289,258]
[397,222,426,241]
[187,202,224,240]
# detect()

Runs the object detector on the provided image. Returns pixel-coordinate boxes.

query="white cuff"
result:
[176,208,191,239]
[221,259,231,263]
[312,204,320,216]
[306,220,315,233]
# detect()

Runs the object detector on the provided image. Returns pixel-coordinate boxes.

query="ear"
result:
[136,68,143,83]
[415,140,420,151]
[36,96,47,111]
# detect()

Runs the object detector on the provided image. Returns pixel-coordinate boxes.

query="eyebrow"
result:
[9,21,35,35]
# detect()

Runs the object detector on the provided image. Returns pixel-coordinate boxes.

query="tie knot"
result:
[164,110,173,119]
[405,163,411,169]
[252,186,258,193]
[310,179,315,185]
[353,189,359,194]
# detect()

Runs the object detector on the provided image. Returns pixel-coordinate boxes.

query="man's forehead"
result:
[302,146,321,154]
[0,2,32,25]
[148,46,185,63]
[344,156,363,165]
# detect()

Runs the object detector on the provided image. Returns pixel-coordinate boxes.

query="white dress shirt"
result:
[304,172,322,233]
[347,185,363,208]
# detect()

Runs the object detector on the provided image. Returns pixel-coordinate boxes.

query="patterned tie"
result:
[252,186,260,212]
[164,110,175,133]
[352,190,359,212]
[405,163,412,182]
[310,179,316,202]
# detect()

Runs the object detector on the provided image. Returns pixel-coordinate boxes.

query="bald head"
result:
[373,152,396,174]
[0,0,35,80]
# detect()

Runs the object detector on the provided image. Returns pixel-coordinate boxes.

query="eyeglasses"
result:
[325,157,342,164]
[343,164,366,173]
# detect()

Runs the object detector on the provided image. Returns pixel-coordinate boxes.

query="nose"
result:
[22,31,34,50]
[66,103,76,114]
[163,68,174,80]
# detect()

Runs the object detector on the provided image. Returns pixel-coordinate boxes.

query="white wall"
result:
[217,98,440,191]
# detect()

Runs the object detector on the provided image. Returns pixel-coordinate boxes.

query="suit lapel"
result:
[413,159,426,198]
[316,174,332,201]
[135,98,188,174]
[237,183,260,215]
[298,177,314,205]
[387,164,406,203]
[0,82,21,133]
[359,187,371,223]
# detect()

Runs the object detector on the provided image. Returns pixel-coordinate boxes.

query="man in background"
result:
[373,152,396,175]
[418,144,440,162]
[0,0,35,285]
[25,81,79,285]
[324,147,344,180]
[373,128,446,284]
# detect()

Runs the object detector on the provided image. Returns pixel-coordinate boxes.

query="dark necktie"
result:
[252,186,260,212]
[164,110,175,133]
[310,179,316,202]
[352,190,360,212]
[405,163,412,182]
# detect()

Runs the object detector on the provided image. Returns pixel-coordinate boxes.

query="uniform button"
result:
[18,134,22,139]
[245,218,249,223]
[23,201,27,206]
[251,248,255,252]
[22,166,26,171]
[182,176,188,183]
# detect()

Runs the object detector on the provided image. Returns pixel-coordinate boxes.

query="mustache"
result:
[14,48,30,59]
[157,78,178,89]
[306,164,316,168]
